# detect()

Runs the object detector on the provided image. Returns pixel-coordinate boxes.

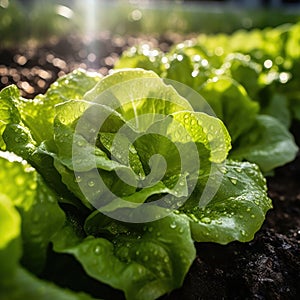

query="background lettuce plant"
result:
[0,68,272,300]
[116,22,300,173]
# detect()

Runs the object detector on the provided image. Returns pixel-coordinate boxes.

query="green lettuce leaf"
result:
[0,153,65,273]
[182,160,272,244]
[52,212,195,300]
[0,85,21,149]
[0,154,94,300]
[11,69,102,143]
[198,77,259,142]
[0,267,95,300]
[0,193,21,279]
[230,115,298,173]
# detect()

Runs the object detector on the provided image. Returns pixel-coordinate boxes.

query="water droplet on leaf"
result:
[230,178,237,185]
[94,246,102,255]
[170,222,177,229]
[200,217,211,224]
[88,180,95,187]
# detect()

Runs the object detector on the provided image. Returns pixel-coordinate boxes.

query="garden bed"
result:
[1,35,300,300]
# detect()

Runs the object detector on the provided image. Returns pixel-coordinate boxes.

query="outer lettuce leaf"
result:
[198,77,259,142]
[84,68,194,131]
[11,69,101,143]
[52,212,195,300]
[0,156,94,300]
[0,70,103,200]
[165,53,196,88]
[260,93,291,129]
[0,193,21,279]
[220,53,262,101]
[230,115,298,173]
[0,154,65,273]
[0,194,21,250]
[183,160,272,244]
[0,85,21,149]
[0,267,95,300]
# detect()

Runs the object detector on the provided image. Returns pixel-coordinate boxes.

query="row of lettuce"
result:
[0,22,299,300]
[117,21,300,173]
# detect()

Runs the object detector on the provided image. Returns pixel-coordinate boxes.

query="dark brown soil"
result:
[1,35,300,300]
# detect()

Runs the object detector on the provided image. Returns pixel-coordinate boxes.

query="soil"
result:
[1,35,300,300]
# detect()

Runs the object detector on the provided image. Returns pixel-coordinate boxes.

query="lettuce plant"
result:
[0,69,272,300]
[116,23,300,173]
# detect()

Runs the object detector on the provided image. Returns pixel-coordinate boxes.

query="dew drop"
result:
[190,119,196,126]
[220,167,227,174]
[251,214,255,219]
[75,175,82,183]
[230,178,237,185]
[47,195,55,203]
[169,222,177,229]
[189,214,199,222]
[240,230,246,236]
[16,175,25,186]
[88,180,95,187]
[90,128,97,134]
[77,140,84,147]
[94,246,102,255]
[207,133,213,141]
[200,217,211,224]
[79,103,86,113]
[164,257,169,263]
[29,182,36,190]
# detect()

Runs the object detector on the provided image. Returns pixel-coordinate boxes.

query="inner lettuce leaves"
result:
[0,68,273,300]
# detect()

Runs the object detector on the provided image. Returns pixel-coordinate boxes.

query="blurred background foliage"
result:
[0,0,300,47]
